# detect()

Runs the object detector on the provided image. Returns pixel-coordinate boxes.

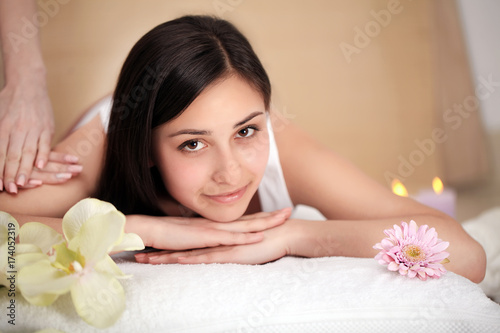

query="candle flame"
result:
[432,177,444,195]
[391,179,408,197]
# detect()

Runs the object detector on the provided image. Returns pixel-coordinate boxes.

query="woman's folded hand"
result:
[131,207,294,264]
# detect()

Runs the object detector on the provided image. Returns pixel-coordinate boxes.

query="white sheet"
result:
[2,206,500,332]
[2,255,500,332]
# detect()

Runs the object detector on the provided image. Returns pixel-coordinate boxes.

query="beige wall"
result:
[29,0,473,193]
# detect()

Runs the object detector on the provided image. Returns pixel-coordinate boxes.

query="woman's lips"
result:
[205,186,248,204]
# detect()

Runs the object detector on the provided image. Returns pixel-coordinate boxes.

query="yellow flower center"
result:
[403,244,426,263]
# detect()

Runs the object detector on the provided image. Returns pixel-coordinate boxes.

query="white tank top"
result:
[74,96,294,212]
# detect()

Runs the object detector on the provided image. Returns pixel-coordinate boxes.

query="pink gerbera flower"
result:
[373,220,450,280]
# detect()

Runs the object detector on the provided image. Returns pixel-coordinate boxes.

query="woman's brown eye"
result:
[237,126,256,138]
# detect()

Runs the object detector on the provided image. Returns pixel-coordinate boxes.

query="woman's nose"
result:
[212,152,242,185]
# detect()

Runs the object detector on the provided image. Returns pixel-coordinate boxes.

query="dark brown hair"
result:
[95,15,271,215]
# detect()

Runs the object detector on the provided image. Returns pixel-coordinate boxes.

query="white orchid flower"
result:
[17,198,144,328]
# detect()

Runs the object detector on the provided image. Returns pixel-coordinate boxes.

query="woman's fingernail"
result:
[64,155,79,163]
[37,159,45,169]
[0,179,3,191]
[68,165,83,173]
[28,179,43,186]
[8,182,18,194]
[16,174,26,187]
[56,173,72,180]
[134,253,146,261]
[148,255,159,260]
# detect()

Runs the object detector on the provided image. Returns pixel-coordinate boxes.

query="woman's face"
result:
[152,75,270,222]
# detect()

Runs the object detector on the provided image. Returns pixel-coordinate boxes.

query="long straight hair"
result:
[95,15,271,215]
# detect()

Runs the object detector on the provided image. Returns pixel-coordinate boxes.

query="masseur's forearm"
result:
[289,214,486,283]
[0,0,47,82]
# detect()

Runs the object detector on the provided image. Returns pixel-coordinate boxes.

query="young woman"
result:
[0,16,486,282]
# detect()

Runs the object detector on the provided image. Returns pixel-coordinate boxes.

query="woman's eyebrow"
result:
[168,111,264,137]
[233,111,264,128]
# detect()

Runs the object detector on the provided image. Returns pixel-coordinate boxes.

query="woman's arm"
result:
[156,119,485,283]
[274,120,486,283]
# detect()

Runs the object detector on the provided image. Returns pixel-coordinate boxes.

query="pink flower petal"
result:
[402,222,410,238]
[428,251,450,263]
[374,220,449,281]
[422,227,437,244]
[380,238,395,250]
[416,224,429,240]
[388,262,399,271]
[431,241,449,253]
[417,270,427,281]
[394,224,403,240]
[408,220,418,237]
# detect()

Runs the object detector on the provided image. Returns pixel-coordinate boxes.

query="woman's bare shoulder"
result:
[272,117,404,220]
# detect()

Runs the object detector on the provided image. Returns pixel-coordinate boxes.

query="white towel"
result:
[462,206,500,303]
[2,255,500,333]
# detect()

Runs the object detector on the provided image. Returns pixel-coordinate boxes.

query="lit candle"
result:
[413,177,456,218]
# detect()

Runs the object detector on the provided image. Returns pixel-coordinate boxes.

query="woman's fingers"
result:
[136,246,237,265]
[211,207,292,233]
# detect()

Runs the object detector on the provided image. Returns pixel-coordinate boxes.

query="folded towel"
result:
[2,255,500,333]
[463,206,500,303]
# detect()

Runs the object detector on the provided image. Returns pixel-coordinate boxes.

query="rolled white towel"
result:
[462,207,500,302]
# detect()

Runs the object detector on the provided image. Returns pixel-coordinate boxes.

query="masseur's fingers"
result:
[45,151,80,165]
[34,129,53,169]
[0,126,8,191]
[15,130,39,187]
[2,129,27,193]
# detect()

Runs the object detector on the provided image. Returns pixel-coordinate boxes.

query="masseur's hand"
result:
[133,208,293,263]
[0,83,55,193]
[19,151,82,189]
[134,209,296,265]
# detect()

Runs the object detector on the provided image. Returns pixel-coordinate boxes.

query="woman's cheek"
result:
[164,156,207,198]
[243,133,269,175]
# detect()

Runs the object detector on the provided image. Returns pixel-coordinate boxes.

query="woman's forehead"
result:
[159,76,266,133]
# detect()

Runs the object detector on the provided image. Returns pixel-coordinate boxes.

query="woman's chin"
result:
[198,206,247,222]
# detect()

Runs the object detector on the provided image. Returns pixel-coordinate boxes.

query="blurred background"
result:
[1,0,498,222]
